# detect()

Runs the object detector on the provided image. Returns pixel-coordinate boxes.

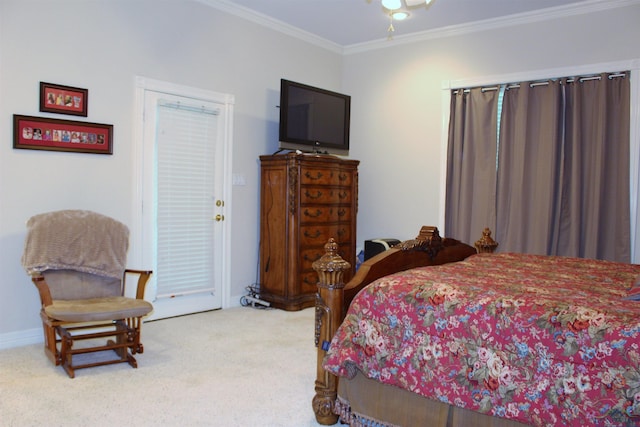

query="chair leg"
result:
[40,311,60,366]
[107,320,138,368]
[108,320,128,361]
[58,327,76,378]
[128,317,145,354]
[123,319,141,368]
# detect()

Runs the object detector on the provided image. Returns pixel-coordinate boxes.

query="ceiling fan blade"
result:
[405,0,425,6]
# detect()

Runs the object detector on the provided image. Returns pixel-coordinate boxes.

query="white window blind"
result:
[155,100,220,298]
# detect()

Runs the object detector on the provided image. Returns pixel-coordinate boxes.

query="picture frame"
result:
[39,82,88,117]
[13,115,113,155]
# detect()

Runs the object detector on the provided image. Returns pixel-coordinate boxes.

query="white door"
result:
[134,78,234,320]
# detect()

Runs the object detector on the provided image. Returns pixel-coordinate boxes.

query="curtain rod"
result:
[454,71,627,94]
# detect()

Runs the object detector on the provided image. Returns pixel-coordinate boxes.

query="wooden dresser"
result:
[258,153,359,311]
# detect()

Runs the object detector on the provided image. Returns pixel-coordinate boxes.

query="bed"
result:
[311,226,640,427]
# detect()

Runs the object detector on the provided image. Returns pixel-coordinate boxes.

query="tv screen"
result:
[279,79,350,156]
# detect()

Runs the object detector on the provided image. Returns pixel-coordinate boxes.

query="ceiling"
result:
[208,0,599,47]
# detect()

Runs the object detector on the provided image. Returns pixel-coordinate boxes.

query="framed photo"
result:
[13,115,113,155]
[39,82,88,117]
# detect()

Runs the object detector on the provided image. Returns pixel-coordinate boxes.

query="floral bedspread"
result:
[323,253,640,427]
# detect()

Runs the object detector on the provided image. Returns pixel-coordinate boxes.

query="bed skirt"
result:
[336,370,531,427]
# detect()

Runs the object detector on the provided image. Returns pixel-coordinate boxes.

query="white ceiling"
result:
[206,0,603,47]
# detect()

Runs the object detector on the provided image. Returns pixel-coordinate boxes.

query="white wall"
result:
[345,3,640,245]
[0,0,343,344]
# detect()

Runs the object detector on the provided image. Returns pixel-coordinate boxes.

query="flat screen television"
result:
[278,79,351,156]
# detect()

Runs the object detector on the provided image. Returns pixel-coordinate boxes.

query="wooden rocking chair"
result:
[22,210,153,378]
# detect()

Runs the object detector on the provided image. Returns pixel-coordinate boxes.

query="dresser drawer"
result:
[300,225,351,246]
[300,206,352,224]
[300,187,353,204]
[300,270,321,294]
[300,169,354,186]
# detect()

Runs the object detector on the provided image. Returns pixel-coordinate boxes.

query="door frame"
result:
[131,76,234,315]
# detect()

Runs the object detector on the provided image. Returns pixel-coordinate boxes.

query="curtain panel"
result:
[496,80,564,254]
[446,72,630,262]
[445,88,499,245]
[557,73,630,261]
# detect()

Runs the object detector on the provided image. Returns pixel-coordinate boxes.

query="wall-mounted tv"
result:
[278,79,351,156]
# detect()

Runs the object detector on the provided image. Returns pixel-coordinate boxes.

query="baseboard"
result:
[0,327,42,350]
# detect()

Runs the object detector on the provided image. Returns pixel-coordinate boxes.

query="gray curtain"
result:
[496,81,564,254]
[446,72,630,262]
[556,73,630,262]
[445,87,499,245]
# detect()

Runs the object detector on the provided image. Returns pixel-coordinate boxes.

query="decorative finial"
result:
[475,228,498,253]
[313,238,351,290]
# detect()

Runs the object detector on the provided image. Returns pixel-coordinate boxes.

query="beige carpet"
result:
[0,307,327,427]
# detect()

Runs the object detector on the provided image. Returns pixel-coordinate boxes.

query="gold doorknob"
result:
[215,214,224,221]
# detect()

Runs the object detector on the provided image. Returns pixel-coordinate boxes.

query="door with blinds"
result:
[137,82,233,320]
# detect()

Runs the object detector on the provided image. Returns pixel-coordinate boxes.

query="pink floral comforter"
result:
[323,253,640,426]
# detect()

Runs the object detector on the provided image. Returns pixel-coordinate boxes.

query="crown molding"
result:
[345,0,640,54]
[195,0,639,56]
[195,0,344,55]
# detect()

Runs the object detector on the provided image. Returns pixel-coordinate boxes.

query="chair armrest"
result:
[31,275,53,307]
[124,269,153,300]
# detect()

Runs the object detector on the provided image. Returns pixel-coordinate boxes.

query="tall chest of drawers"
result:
[258,153,359,311]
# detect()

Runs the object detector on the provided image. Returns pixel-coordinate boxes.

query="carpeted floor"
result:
[0,307,327,427]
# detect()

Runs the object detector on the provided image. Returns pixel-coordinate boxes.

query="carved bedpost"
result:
[475,227,499,253]
[312,238,351,425]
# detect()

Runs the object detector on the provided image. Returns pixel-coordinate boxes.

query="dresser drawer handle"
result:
[305,190,323,199]
[338,209,346,217]
[338,173,348,181]
[304,209,323,218]
[338,191,348,199]
[304,230,322,238]
[305,171,323,180]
